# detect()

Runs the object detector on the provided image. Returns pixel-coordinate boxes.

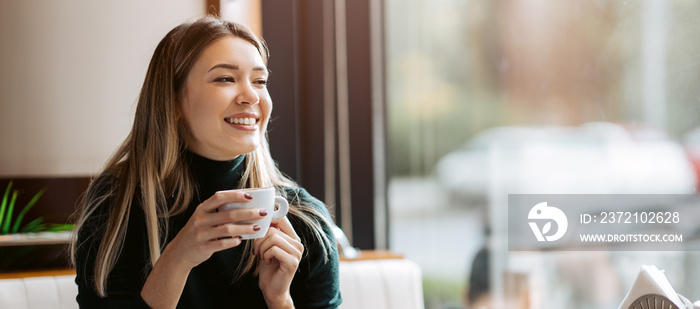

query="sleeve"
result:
[286,188,343,309]
[74,176,152,309]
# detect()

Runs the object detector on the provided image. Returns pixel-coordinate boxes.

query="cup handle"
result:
[272,196,289,220]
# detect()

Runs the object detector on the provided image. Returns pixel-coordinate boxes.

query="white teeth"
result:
[226,117,257,125]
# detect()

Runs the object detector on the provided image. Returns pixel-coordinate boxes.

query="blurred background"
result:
[2,0,700,308]
[385,0,700,308]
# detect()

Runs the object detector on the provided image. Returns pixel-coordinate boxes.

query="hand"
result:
[254,217,304,308]
[164,190,268,270]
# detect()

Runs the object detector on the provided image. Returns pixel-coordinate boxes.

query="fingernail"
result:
[253,225,261,231]
[244,193,253,200]
[259,209,268,216]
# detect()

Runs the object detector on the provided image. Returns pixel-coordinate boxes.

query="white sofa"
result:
[0,274,77,309]
[0,258,424,309]
[339,259,424,309]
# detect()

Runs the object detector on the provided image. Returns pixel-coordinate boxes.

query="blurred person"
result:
[70,16,341,308]
[464,247,530,309]
[465,247,491,308]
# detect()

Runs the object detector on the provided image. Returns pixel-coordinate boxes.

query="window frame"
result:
[261,0,388,250]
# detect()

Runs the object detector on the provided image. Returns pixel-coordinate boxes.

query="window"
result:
[386,0,700,308]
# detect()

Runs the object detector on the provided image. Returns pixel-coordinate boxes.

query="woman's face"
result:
[180,36,271,161]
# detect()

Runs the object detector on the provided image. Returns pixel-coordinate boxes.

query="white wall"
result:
[0,0,204,177]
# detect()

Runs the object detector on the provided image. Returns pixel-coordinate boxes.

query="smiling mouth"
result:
[225,117,258,125]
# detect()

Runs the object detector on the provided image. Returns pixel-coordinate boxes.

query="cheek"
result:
[261,94,273,120]
[181,105,202,133]
[183,90,219,122]
[181,102,215,140]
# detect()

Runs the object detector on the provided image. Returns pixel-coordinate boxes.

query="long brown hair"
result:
[71,16,333,297]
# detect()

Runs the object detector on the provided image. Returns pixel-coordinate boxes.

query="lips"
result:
[225,117,257,125]
[224,113,260,130]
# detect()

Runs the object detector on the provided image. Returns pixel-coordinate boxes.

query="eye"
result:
[214,76,235,83]
[253,79,269,87]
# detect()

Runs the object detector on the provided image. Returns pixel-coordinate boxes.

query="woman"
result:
[71,16,342,308]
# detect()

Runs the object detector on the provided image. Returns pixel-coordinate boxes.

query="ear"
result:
[174,106,182,121]
[175,89,186,120]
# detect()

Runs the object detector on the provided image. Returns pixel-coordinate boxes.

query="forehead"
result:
[195,36,266,69]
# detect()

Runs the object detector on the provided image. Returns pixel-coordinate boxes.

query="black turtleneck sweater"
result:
[75,153,342,308]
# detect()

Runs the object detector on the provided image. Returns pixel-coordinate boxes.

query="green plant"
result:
[0,181,73,235]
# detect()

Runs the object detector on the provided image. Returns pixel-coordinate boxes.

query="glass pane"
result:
[385,1,700,308]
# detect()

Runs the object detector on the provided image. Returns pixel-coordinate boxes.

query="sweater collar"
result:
[186,150,247,198]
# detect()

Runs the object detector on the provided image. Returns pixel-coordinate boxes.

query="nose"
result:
[236,82,260,106]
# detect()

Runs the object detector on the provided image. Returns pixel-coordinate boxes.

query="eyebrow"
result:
[208,63,268,73]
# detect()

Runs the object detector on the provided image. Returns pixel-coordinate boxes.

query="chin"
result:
[233,143,259,156]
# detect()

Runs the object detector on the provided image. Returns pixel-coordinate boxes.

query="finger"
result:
[274,225,304,253]
[187,208,265,230]
[199,190,253,213]
[209,208,268,226]
[253,225,296,257]
[252,218,300,256]
[256,230,303,260]
[206,236,244,252]
[253,229,272,257]
[273,217,300,241]
[211,223,260,239]
[262,246,301,271]
[203,222,260,241]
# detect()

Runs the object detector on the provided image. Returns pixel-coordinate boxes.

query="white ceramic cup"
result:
[217,187,289,240]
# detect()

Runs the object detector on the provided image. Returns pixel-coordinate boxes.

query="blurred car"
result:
[435,122,698,205]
